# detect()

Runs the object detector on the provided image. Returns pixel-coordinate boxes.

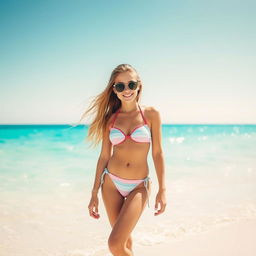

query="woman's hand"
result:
[88,194,100,219]
[154,189,167,216]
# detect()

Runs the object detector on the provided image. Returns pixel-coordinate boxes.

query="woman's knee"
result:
[108,234,126,254]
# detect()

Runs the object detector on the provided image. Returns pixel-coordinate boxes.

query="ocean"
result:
[0,124,256,256]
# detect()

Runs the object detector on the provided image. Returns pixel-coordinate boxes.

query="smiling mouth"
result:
[123,93,133,98]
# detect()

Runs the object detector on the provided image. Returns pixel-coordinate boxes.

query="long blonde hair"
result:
[78,64,143,148]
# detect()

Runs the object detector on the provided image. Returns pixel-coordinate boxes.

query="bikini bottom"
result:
[100,167,151,208]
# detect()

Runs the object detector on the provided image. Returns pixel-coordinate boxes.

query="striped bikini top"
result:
[109,105,151,146]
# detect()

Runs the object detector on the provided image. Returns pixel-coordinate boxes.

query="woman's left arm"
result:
[149,107,167,216]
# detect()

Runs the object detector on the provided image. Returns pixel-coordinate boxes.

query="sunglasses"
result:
[113,80,139,92]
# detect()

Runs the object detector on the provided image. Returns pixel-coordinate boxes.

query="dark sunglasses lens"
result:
[115,83,125,92]
[128,81,138,90]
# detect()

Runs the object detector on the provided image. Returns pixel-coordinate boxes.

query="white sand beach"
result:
[135,219,256,256]
[1,189,256,256]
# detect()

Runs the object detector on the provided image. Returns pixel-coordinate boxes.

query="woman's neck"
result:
[119,102,139,113]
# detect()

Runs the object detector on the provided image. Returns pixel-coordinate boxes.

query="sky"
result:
[0,0,255,124]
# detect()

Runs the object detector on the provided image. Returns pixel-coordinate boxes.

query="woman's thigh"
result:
[101,173,125,227]
[109,181,152,243]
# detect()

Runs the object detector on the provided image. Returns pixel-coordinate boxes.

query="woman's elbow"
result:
[152,150,164,159]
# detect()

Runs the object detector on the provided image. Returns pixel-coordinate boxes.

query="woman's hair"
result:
[78,63,143,148]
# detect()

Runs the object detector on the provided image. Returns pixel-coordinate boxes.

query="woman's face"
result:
[113,71,140,102]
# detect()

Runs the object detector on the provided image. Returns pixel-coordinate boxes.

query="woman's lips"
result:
[123,93,133,98]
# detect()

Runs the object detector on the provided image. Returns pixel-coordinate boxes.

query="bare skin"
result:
[88,71,167,255]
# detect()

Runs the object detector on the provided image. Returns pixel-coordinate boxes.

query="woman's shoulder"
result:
[107,110,119,130]
[141,105,160,116]
[107,113,114,129]
[141,105,160,125]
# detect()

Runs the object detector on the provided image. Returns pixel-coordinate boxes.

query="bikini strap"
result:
[100,168,109,187]
[111,108,120,128]
[144,176,151,208]
[111,105,147,127]
[138,104,148,125]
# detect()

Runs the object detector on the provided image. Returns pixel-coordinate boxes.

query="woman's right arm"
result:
[88,118,113,219]
[90,117,113,196]
[91,157,110,196]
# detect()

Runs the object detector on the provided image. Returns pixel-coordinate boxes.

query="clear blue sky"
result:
[0,0,255,124]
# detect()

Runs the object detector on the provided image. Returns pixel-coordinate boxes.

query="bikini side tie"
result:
[144,176,151,208]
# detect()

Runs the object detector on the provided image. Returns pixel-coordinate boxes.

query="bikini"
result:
[100,104,152,208]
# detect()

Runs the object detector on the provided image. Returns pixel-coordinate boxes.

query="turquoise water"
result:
[1,124,256,255]
[0,124,255,193]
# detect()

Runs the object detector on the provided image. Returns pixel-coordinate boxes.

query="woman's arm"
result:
[150,107,166,191]
[88,120,113,219]
[91,157,110,195]
[91,120,113,195]
[149,107,167,215]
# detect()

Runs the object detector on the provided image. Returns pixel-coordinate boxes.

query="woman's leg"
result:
[101,172,133,252]
[107,181,151,256]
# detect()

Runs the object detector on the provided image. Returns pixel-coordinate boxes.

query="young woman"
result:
[84,64,166,256]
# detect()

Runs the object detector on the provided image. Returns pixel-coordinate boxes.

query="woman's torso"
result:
[106,105,151,179]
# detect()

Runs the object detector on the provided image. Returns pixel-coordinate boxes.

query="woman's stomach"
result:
[107,152,150,179]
